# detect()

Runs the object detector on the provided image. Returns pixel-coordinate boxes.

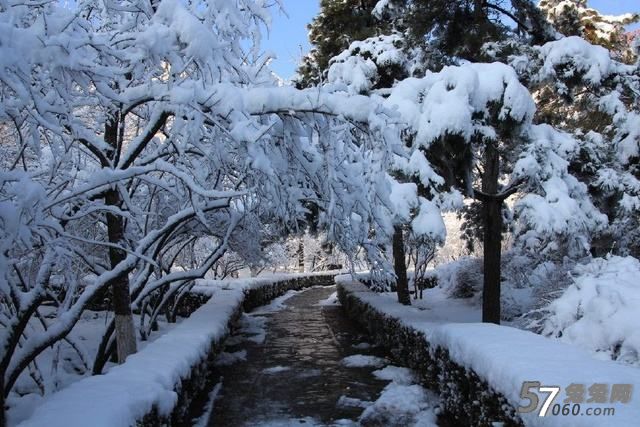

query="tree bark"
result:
[393,225,411,305]
[481,142,502,324]
[297,238,305,273]
[105,188,137,362]
[104,114,137,363]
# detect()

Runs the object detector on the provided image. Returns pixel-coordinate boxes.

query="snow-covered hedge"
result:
[336,277,640,427]
[18,273,337,427]
[537,256,640,366]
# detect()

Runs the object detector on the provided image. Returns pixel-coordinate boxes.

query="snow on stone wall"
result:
[336,278,640,427]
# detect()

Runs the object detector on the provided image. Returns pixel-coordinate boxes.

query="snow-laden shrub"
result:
[433,257,483,299]
[536,256,640,366]
[430,253,575,321]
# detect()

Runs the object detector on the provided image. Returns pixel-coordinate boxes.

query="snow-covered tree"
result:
[539,0,639,62]
[375,0,554,62]
[296,0,389,87]
[498,35,640,259]
[0,0,409,417]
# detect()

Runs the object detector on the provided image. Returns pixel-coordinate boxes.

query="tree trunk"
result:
[297,238,305,273]
[104,115,137,363]
[250,266,259,277]
[481,142,502,324]
[105,188,137,362]
[393,225,411,305]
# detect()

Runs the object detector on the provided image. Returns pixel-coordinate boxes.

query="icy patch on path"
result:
[214,350,246,366]
[250,289,301,315]
[262,366,291,374]
[352,342,372,350]
[337,395,373,409]
[316,291,339,306]
[249,416,324,426]
[236,314,267,344]
[341,354,386,368]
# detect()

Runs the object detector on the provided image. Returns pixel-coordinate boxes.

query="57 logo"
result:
[517,381,632,417]
[518,381,560,416]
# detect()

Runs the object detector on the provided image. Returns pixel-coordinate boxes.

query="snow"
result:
[385,62,535,147]
[372,0,391,18]
[352,342,373,350]
[337,279,640,427]
[192,382,222,427]
[541,2,637,50]
[513,124,608,251]
[340,355,438,425]
[359,383,438,427]
[337,395,373,409]
[316,291,339,306]
[537,36,635,85]
[250,289,300,315]
[412,198,446,241]
[249,417,325,426]
[235,314,268,345]
[328,55,379,94]
[341,354,387,368]
[328,34,407,94]
[389,180,418,221]
[372,366,417,385]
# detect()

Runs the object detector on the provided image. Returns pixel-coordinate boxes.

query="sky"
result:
[261,0,640,79]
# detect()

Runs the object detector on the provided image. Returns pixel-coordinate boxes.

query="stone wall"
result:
[242,274,336,311]
[138,303,244,426]
[337,282,523,427]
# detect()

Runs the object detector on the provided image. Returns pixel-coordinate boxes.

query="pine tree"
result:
[401,0,553,61]
[539,0,639,62]
[302,0,554,316]
[296,0,389,88]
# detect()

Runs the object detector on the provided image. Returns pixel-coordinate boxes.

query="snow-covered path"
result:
[205,286,438,426]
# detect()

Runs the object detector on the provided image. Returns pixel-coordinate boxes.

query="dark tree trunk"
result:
[105,190,137,362]
[481,142,502,324]
[298,239,305,273]
[104,115,137,363]
[393,225,411,305]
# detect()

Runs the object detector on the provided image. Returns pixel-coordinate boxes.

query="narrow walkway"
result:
[206,286,390,426]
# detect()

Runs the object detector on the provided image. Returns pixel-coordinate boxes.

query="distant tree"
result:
[539,0,639,62]
[296,0,390,87]
[391,0,554,62]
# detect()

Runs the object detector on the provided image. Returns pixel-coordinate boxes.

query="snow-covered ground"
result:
[7,308,181,426]
[347,254,640,368]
